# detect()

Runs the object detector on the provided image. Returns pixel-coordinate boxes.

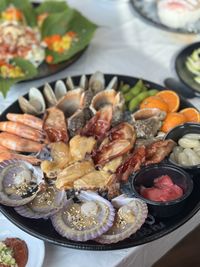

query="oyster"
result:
[131,108,167,139]
[51,191,115,241]
[43,107,68,143]
[132,108,166,121]
[18,87,46,115]
[15,185,66,219]
[0,160,44,207]
[55,160,95,190]
[96,195,148,244]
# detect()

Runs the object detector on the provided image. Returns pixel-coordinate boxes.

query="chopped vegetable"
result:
[0,241,17,267]
[43,31,77,53]
[1,6,23,21]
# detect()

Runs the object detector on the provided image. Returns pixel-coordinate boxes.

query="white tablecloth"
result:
[0,1,200,267]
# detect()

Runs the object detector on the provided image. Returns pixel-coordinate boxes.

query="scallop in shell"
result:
[18,87,46,115]
[51,191,115,241]
[43,81,67,107]
[15,185,66,219]
[95,195,148,244]
[0,159,44,207]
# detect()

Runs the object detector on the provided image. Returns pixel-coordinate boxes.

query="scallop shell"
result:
[96,195,148,244]
[56,88,85,118]
[18,87,46,115]
[51,191,115,242]
[15,186,66,219]
[90,89,124,114]
[0,159,44,207]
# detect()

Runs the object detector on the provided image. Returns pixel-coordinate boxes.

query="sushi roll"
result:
[157,0,200,29]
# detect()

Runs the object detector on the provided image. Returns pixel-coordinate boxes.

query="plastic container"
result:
[131,163,193,218]
[164,122,200,173]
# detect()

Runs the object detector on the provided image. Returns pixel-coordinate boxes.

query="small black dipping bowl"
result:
[164,123,200,173]
[131,163,193,218]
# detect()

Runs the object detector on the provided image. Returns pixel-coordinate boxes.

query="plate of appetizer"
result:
[131,0,200,34]
[0,0,96,97]
[175,42,200,94]
[0,72,200,250]
[0,214,45,267]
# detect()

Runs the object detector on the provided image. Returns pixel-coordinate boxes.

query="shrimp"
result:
[0,151,41,165]
[0,132,44,152]
[0,121,45,142]
[6,113,43,130]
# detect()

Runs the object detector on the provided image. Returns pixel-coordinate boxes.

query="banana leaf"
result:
[0,58,38,97]
[42,9,97,64]
[0,0,37,26]
[35,1,69,15]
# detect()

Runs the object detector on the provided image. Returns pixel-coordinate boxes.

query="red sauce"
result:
[140,175,183,202]
[4,238,28,267]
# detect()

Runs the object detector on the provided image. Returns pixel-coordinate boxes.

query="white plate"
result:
[0,214,45,267]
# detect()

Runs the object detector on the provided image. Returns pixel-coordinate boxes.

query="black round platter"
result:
[0,74,200,250]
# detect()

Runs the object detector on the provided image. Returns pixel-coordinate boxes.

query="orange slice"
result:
[179,108,200,123]
[161,112,187,133]
[156,90,180,112]
[140,96,169,112]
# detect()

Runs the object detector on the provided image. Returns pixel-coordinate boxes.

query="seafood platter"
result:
[0,72,200,250]
[131,0,200,34]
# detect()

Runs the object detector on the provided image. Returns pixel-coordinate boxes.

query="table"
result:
[0,1,200,267]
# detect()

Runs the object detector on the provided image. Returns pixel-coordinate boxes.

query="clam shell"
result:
[43,83,58,107]
[66,76,75,91]
[15,186,66,219]
[90,89,124,114]
[79,74,88,90]
[96,196,148,244]
[56,88,85,118]
[54,80,67,100]
[51,191,115,241]
[0,159,44,207]
[106,76,118,90]
[89,71,105,94]
[18,87,46,115]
